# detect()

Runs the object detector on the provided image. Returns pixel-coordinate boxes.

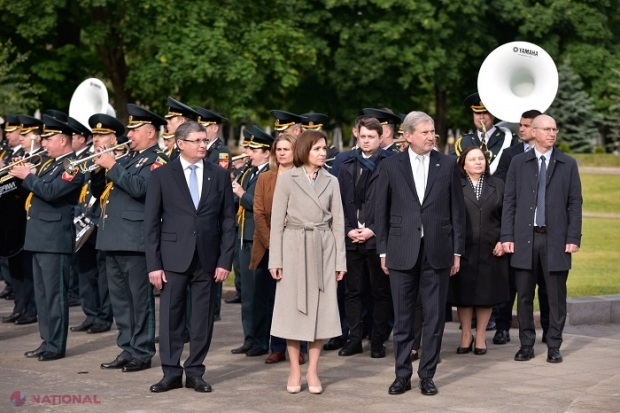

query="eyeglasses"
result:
[534,127,559,134]
[182,139,209,145]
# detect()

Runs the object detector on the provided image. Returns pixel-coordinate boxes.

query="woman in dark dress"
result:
[448,146,509,355]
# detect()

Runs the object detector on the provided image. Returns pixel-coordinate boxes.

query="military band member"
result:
[270,110,303,137]
[362,107,402,154]
[453,93,518,174]
[93,104,168,372]
[70,114,125,334]
[195,107,231,171]
[43,109,69,122]
[9,115,85,361]
[164,97,201,161]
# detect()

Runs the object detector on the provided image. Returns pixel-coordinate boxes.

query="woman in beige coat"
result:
[269,130,346,394]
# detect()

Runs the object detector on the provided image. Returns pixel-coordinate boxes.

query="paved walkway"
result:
[1,289,619,413]
[578,166,620,175]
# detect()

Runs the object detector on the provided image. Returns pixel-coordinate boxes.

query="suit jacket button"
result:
[27,217,30,220]
[104,215,108,218]
[192,232,196,235]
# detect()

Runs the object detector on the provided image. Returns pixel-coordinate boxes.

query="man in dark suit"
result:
[338,117,392,359]
[93,104,169,373]
[501,114,582,364]
[492,109,550,346]
[10,115,84,361]
[376,111,465,396]
[146,121,235,392]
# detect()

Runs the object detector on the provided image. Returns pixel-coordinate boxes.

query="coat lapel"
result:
[291,167,323,209]
[397,152,417,200]
[478,177,496,207]
[461,177,478,206]
[197,160,212,210]
[171,159,195,209]
[314,168,331,199]
[423,151,442,204]
[546,149,562,185]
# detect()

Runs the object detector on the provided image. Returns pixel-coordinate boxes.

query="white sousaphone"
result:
[477,41,558,124]
[68,78,116,130]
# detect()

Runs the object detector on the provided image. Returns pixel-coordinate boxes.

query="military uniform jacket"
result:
[238,164,269,241]
[91,144,168,252]
[22,153,85,254]
[206,138,231,171]
[456,126,518,167]
[165,144,180,161]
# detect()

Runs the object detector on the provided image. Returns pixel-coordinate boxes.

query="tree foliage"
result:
[0,40,40,114]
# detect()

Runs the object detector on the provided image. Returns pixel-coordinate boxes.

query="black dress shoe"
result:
[246,348,268,357]
[224,294,241,304]
[370,344,386,358]
[38,351,65,361]
[14,315,37,325]
[101,355,131,369]
[70,321,93,332]
[388,377,411,395]
[419,378,438,396]
[25,347,45,358]
[150,376,183,393]
[0,288,12,299]
[514,346,535,361]
[338,340,363,356]
[87,323,111,334]
[323,337,346,351]
[214,315,221,321]
[231,344,251,354]
[542,331,548,343]
[473,341,487,355]
[122,358,151,372]
[493,329,510,345]
[2,312,21,323]
[547,348,563,363]
[186,376,212,392]
[456,338,474,354]
[67,296,81,307]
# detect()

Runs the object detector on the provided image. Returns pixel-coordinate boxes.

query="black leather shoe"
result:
[323,337,346,351]
[542,331,548,343]
[186,376,212,392]
[224,294,241,304]
[101,355,131,369]
[514,346,535,361]
[150,376,182,393]
[473,341,487,355]
[419,378,438,396]
[14,315,37,325]
[214,315,221,321]
[246,348,268,357]
[547,348,563,363]
[231,344,251,354]
[70,320,93,332]
[87,323,111,334]
[67,296,81,307]
[370,344,386,359]
[0,288,12,299]
[338,340,363,356]
[4,293,14,300]
[493,329,510,345]
[25,347,45,358]
[456,338,474,354]
[122,358,151,372]
[2,312,21,323]
[388,377,411,395]
[38,351,65,361]
[411,350,419,361]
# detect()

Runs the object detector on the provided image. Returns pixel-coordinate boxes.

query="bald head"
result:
[532,114,558,153]
[532,114,554,128]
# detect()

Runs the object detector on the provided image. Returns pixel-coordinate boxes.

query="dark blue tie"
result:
[536,156,546,227]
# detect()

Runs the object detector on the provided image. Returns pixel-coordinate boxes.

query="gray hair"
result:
[402,111,434,134]
[174,121,206,142]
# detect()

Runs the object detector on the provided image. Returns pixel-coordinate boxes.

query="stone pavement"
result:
[1,288,619,413]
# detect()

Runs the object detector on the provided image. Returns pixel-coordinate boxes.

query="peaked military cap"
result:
[165,96,200,121]
[246,125,274,149]
[397,113,407,134]
[89,114,125,137]
[362,108,401,125]
[68,117,92,137]
[463,92,487,113]
[126,103,167,129]
[194,107,228,126]
[41,114,80,138]
[17,115,44,135]
[270,110,303,131]
[3,114,20,132]
[162,130,174,140]
[300,113,328,130]
[44,109,69,122]
[241,127,253,147]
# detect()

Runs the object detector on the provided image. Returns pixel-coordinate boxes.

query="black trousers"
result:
[106,252,155,362]
[389,241,449,380]
[239,241,270,350]
[497,265,549,333]
[8,250,37,317]
[32,252,71,354]
[77,239,113,327]
[159,250,217,378]
[516,232,568,348]
[345,247,392,347]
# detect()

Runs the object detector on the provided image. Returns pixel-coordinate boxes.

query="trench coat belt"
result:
[285,222,330,315]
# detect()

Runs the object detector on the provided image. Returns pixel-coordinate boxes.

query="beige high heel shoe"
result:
[287,376,301,394]
[307,376,323,394]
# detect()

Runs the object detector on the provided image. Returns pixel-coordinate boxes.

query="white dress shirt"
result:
[408,148,430,237]
[179,156,204,200]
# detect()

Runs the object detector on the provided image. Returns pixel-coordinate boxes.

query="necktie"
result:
[249,166,259,181]
[188,165,199,208]
[536,156,546,227]
[414,155,425,203]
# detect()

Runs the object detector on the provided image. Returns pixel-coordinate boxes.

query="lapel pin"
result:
[435,164,440,167]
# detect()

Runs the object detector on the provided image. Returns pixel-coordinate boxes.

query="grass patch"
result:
[573,154,620,167]
[581,174,620,214]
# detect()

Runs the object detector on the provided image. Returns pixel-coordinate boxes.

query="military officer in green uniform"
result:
[93,104,168,373]
[10,115,84,361]
[164,97,201,161]
[453,92,518,175]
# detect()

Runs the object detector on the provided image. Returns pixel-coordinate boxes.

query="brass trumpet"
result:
[63,142,131,175]
[0,150,47,184]
[232,153,249,161]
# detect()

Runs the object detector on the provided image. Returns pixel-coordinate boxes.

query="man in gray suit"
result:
[376,111,465,396]
[501,114,582,364]
[10,115,84,361]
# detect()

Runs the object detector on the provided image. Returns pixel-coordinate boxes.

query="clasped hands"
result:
[347,228,374,244]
